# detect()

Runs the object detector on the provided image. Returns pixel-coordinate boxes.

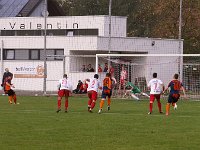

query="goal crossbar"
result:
[96,54,200,57]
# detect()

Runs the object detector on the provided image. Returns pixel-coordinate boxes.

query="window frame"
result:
[29,49,40,60]
[3,49,64,60]
[54,49,64,60]
[4,49,15,60]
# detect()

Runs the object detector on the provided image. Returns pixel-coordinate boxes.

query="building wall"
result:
[103,16,127,37]
[0,13,183,93]
[0,16,127,37]
[1,60,82,92]
[0,35,182,91]
[97,37,181,53]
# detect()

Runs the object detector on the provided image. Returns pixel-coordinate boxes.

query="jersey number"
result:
[154,83,158,90]
[173,81,181,90]
[90,80,96,88]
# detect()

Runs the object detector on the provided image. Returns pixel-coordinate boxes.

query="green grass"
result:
[0,95,200,150]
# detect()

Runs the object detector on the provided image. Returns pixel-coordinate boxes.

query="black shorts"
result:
[5,89,15,96]
[101,89,112,99]
[168,94,180,103]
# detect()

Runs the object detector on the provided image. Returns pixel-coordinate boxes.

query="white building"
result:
[0,1,183,93]
[0,16,183,93]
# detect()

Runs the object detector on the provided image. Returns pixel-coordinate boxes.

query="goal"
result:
[96,53,200,99]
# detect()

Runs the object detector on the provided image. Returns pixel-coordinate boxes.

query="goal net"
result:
[96,54,200,100]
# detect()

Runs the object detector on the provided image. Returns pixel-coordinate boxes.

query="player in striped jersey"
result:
[164,74,186,116]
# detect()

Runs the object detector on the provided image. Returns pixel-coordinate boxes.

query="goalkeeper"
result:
[123,79,150,100]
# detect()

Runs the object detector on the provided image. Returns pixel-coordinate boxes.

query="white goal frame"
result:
[95,53,200,99]
[95,53,200,78]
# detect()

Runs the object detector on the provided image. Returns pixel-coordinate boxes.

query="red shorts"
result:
[150,94,161,102]
[120,79,125,86]
[58,89,70,97]
[88,90,97,101]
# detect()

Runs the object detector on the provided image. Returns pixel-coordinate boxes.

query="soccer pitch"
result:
[0,95,200,150]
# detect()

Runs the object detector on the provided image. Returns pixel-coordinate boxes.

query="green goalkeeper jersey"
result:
[125,82,141,94]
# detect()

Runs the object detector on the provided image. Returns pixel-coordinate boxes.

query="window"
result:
[67,30,73,36]
[40,49,55,60]
[74,29,98,36]
[0,29,98,36]
[3,49,63,60]
[30,50,40,60]
[4,50,15,60]
[1,30,15,36]
[15,50,29,60]
[55,49,64,60]
[17,30,35,36]
[47,30,66,36]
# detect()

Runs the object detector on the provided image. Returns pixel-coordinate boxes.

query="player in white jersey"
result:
[147,73,164,114]
[56,74,72,113]
[118,65,128,95]
[85,74,102,112]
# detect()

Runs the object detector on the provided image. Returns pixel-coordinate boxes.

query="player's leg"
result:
[172,94,179,110]
[10,90,18,104]
[156,94,162,113]
[166,103,170,116]
[8,95,12,104]
[123,90,130,98]
[166,94,173,116]
[172,96,179,110]
[172,102,177,110]
[107,90,112,111]
[118,81,122,95]
[131,89,140,100]
[118,79,124,97]
[122,82,126,95]
[13,94,17,104]
[98,99,105,114]
[89,91,98,112]
[148,94,155,114]
[57,90,63,113]
[90,99,96,112]
[7,90,13,104]
[64,90,70,112]
[131,93,139,100]
[57,96,62,113]
[173,103,177,110]
[87,91,92,111]
[64,97,68,112]
[141,92,150,98]
[98,91,106,114]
